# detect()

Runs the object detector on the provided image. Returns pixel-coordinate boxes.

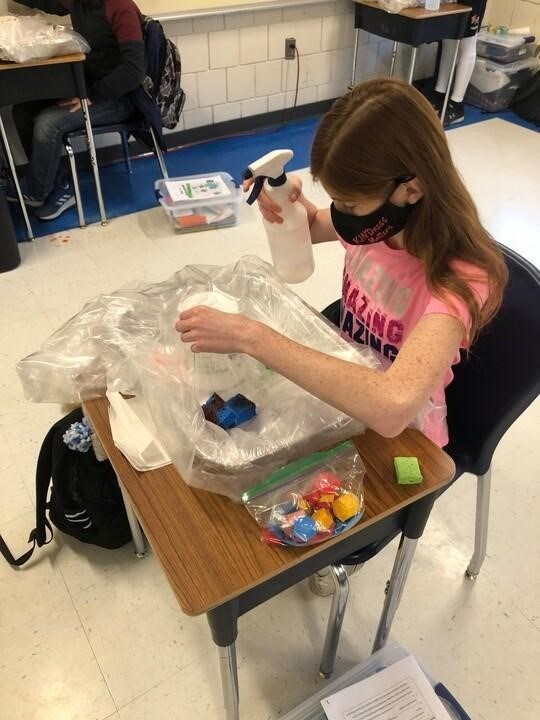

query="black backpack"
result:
[142,17,185,130]
[510,70,540,125]
[0,409,132,567]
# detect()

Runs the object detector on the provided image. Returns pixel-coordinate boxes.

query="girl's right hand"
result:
[242,174,305,224]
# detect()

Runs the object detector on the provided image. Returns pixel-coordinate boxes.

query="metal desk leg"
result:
[440,39,461,126]
[207,601,240,720]
[80,98,107,226]
[389,41,398,77]
[219,644,240,720]
[407,46,418,84]
[0,115,34,241]
[372,535,418,652]
[118,481,146,558]
[351,28,360,86]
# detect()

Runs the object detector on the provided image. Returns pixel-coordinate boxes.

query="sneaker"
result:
[428,90,446,114]
[444,100,465,126]
[35,184,76,221]
[4,177,43,208]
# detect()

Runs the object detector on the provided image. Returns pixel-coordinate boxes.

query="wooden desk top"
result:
[0,52,85,72]
[84,397,455,616]
[357,1,472,20]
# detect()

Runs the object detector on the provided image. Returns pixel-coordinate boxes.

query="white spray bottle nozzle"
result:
[243,149,294,205]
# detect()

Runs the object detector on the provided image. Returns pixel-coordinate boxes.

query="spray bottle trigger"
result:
[246,176,265,206]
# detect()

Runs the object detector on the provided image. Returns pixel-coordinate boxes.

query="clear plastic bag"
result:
[378,0,455,13]
[17,257,381,500]
[242,441,365,546]
[0,14,89,64]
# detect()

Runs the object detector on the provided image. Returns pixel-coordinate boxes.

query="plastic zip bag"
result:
[242,441,365,546]
[0,14,89,64]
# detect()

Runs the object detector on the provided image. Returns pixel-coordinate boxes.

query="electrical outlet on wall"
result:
[285,37,296,60]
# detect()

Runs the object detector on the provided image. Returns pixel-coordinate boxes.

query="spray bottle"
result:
[244,149,315,284]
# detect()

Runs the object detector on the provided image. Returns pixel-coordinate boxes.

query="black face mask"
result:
[330,177,416,246]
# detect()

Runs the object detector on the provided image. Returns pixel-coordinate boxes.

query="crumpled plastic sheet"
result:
[377,0,455,14]
[0,14,89,64]
[18,257,382,500]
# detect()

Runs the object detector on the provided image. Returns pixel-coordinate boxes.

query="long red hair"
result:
[311,78,508,343]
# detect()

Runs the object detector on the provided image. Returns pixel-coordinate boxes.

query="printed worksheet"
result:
[165,175,232,202]
[321,655,452,720]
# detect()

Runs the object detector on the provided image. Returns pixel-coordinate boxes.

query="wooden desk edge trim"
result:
[0,53,86,71]
[357,1,472,19]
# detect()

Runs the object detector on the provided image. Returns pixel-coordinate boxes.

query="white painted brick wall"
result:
[165,1,437,132]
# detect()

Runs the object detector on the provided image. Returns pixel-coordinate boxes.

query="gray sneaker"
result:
[36,184,75,221]
[5,178,43,208]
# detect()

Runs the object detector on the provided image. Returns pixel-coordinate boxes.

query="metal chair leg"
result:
[319,564,349,679]
[65,140,86,228]
[407,46,418,84]
[149,126,169,179]
[466,467,492,579]
[372,536,418,653]
[351,28,360,85]
[120,132,132,174]
[218,643,239,720]
[440,39,461,126]
[80,97,108,225]
[389,41,398,77]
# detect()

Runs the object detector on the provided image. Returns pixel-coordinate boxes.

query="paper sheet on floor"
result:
[321,655,452,720]
[164,175,232,202]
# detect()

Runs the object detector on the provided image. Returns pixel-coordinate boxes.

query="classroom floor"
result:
[1,118,539,720]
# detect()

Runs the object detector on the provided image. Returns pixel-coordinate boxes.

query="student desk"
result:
[352,2,472,122]
[0,52,106,241]
[83,396,455,720]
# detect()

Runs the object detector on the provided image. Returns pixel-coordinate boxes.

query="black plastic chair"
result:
[318,245,540,676]
[64,119,168,228]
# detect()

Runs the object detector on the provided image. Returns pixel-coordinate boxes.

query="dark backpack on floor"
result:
[510,70,540,125]
[0,409,131,567]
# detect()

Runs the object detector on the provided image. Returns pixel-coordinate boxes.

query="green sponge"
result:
[394,457,423,485]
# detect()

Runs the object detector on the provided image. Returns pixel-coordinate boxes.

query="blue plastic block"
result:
[215,394,257,429]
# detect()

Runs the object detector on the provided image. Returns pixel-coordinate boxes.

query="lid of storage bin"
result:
[477,30,526,48]
[482,55,540,74]
[155,172,240,210]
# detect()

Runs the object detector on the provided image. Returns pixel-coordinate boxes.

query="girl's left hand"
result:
[175,306,257,354]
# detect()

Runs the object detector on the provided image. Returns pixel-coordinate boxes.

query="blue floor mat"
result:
[11,108,537,242]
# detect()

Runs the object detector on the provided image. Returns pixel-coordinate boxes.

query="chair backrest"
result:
[445,246,540,475]
[322,247,540,476]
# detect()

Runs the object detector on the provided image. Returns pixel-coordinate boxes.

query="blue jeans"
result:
[12,97,133,201]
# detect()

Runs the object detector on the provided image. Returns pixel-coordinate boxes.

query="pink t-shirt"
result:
[340,240,489,446]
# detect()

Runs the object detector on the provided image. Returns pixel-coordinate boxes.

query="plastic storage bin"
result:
[155,172,242,233]
[465,56,540,111]
[281,643,471,720]
[477,31,536,63]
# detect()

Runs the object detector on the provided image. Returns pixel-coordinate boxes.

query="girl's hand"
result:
[243,174,312,224]
[175,306,258,354]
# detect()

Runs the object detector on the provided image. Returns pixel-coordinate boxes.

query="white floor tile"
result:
[0,591,116,720]
[0,119,538,720]
[70,552,213,708]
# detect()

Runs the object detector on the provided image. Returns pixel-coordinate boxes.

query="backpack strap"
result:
[0,417,59,567]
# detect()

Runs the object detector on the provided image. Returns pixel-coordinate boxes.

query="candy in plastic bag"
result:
[243,441,365,547]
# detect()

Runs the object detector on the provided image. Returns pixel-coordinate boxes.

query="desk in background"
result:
[352,2,472,122]
[0,52,106,241]
[84,396,455,720]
